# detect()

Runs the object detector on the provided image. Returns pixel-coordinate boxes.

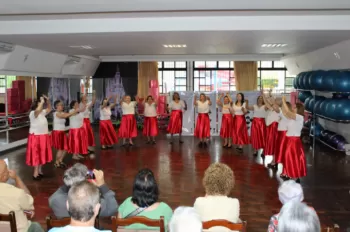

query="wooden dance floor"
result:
[1,127,350,231]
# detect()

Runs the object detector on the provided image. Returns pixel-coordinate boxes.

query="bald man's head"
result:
[0,160,9,183]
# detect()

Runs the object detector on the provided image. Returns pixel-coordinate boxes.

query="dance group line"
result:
[25,90,306,182]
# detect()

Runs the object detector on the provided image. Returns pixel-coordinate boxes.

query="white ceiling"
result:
[0,31,350,57]
[1,0,350,15]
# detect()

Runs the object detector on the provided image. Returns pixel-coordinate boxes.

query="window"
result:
[193,61,235,91]
[257,61,292,93]
[80,77,93,94]
[158,61,187,93]
[0,76,17,93]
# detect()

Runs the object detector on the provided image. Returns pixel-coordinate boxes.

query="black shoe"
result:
[179,140,184,144]
[38,173,44,178]
[146,141,151,144]
[107,146,113,149]
[253,152,258,156]
[33,175,41,181]
[267,163,278,170]
[129,143,134,146]
[198,142,203,147]
[152,140,156,144]
[101,146,108,150]
[59,162,67,168]
[296,178,301,183]
[203,142,207,147]
[223,144,228,148]
[227,145,232,148]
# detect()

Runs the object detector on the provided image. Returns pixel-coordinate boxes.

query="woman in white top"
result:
[167,92,186,144]
[140,95,158,144]
[194,163,240,232]
[262,93,280,164]
[232,93,248,152]
[194,93,212,147]
[119,95,138,146]
[217,93,233,148]
[51,100,79,168]
[246,95,266,156]
[68,100,88,160]
[79,91,96,152]
[26,95,52,180]
[275,101,293,174]
[281,96,307,182]
[99,96,118,149]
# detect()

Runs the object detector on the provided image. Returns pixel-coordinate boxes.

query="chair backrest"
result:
[46,216,100,230]
[0,211,17,232]
[111,216,165,232]
[202,220,247,232]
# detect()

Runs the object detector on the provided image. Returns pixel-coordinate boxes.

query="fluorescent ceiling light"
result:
[69,45,94,49]
[262,43,287,48]
[163,44,187,48]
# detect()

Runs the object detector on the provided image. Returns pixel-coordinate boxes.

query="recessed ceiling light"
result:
[261,43,287,48]
[163,44,187,48]
[69,45,94,49]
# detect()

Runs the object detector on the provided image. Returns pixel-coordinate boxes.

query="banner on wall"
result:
[104,72,126,119]
[49,78,69,106]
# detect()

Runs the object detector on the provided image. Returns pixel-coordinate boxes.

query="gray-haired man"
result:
[49,163,118,218]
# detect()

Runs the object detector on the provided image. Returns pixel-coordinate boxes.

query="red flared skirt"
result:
[26,134,53,166]
[220,114,233,138]
[282,136,307,178]
[118,115,137,138]
[83,118,95,147]
[276,131,288,163]
[250,117,266,150]
[99,120,118,145]
[51,130,68,151]
[143,117,159,136]
[194,113,210,139]
[68,127,88,155]
[232,115,249,145]
[167,110,183,134]
[264,122,278,155]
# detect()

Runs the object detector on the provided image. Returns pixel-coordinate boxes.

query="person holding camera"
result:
[26,95,53,180]
[49,163,118,218]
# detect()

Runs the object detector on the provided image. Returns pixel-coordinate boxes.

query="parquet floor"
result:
[1,127,350,232]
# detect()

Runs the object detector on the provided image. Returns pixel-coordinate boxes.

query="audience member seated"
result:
[49,181,111,232]
[194,163,240,231]
[118,168,173,231]
[0,159,45,232]
[268,180,304,232]
[49,163,118,218]
[278,201,320,232]
[169,207,202,232]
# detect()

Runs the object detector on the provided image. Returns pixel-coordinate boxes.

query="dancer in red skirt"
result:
[100,96,118,149]
[262,93,280,166]
[194,93,212,147]
[217,93,233,148]
[232,93,249,152]
[246,95,266,156]
[26,95,52,180]
[281,96,306,182]
[68,100,88,160]
[52,100,79,168]
[119,95,138,146]
[80,90,96,153]
[141,95,158,144]
[274,101,292,170]
[167,92,186,144]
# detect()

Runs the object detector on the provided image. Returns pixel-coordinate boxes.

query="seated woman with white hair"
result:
[278,201,321,232]
[169,207,202,232]
[268,180,305,231]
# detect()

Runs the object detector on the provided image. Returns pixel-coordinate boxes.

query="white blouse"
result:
[266,109,280,126]
[122,102,136,115]
[100,107,112,121]
[144,103,157,117]
[197,100,210,114]
[286,114,304,137]
[79,102,92,119]
[253,105,266,118]
[194,196,240,232]
[233,102,246,115]
[29,110,49,135]
[169,100,185,111]
[69,109,84,129]
[53,112,66,131]
[278,108,289,131]
[222,104,232,114]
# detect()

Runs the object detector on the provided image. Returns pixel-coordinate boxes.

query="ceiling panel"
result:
[0,31,349,56]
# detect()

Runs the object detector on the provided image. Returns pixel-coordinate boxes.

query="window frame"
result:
[158,61,187,93]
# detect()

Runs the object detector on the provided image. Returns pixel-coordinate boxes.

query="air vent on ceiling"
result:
[0,42,14,52]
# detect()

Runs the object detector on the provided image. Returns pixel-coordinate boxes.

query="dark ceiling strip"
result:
[1,9,350,16]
